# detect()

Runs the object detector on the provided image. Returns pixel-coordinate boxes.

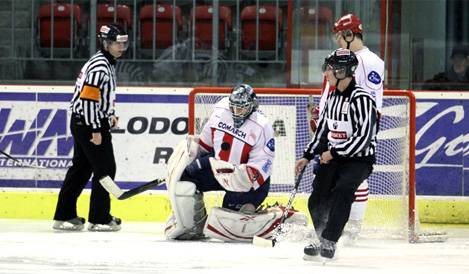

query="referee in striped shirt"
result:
[53,24,128,232]
[297,49,378,259]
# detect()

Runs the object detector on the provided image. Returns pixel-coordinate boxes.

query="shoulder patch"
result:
[266,138,275,152]
[367,71,382,84]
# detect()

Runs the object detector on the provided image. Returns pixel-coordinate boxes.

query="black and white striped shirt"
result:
[303,79,378,162]
[70,50,116,131]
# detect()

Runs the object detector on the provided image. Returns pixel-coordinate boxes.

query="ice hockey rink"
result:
[1,219,468,274]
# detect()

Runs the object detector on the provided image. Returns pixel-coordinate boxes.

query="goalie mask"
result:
[322,49,358,80]
[229,84,258,128]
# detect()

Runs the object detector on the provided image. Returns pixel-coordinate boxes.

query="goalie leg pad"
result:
[203,206,307,242]
[167,138,198,185]
[166,137,207,240]
[165,181,207,240]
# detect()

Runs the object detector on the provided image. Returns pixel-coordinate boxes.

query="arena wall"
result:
[0,86,467,224]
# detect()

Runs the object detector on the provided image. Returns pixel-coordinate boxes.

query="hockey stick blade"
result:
[0,149,46,169]
[118,179,164,200]
[412,231,448,243]
[252,235,275,248]
[99,176,165,200]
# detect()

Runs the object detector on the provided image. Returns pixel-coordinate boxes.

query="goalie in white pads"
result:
[164,84,306,241]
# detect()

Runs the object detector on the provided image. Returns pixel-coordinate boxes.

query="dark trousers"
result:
[308,160,372,242]
[181,154,270,211]
[53,115,116,224]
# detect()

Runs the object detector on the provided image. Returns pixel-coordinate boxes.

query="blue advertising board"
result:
[414,95,468,195]
[0,87,467,197]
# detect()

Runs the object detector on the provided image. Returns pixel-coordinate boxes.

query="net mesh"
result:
[190,89,415,239]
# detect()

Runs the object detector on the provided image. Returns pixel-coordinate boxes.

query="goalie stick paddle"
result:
[0,149,46,169]
[99,176,165,200]
[253,167,306,248]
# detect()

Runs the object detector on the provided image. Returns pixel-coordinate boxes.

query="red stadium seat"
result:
[38,3,82,48]
[240,5,283,51]
[304,6,334,49]
[139,4,182,49]
[97,4,132,32]
[190,5,232,50]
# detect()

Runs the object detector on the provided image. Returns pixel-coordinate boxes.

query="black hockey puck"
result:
[221,142,230,151]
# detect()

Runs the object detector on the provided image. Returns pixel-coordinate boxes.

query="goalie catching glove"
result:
[209,157,260,192]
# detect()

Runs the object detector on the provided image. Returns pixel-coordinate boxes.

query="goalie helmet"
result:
[229,84,258,128]
[98,23,128,50]
[322,48,358,79]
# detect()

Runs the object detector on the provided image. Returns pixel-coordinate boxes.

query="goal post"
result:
[188,87,418,241]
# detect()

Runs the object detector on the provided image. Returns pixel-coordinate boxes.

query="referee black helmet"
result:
[98,23,128,50]
[322,48,358,79]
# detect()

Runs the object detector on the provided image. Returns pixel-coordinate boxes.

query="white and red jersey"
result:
[319,47,384,114]
[198,97,275,189]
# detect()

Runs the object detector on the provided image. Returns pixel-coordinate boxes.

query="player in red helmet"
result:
[333,14,363,49]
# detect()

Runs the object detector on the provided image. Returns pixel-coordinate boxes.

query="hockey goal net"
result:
[188,87,418,241]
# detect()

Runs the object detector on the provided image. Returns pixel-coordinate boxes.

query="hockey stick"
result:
[253,167,306,247]
[99,176,165,200]
[0,149,46,169]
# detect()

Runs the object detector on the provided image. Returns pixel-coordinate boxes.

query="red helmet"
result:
[333,14,362,33]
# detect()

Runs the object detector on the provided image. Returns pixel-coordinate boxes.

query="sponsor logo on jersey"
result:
[262,159,272,173]
[330,131,348,139]
[266,138,275,152]
[217,122,247,139]
[367,71,381,84]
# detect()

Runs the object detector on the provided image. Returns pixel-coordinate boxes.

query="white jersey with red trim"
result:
[198,97,275,188]
[319,47,384,113]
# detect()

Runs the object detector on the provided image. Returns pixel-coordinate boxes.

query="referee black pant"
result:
[308,160,373,242]
[54,114,116,224]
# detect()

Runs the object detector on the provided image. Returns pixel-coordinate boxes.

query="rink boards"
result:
[0,85,468,223]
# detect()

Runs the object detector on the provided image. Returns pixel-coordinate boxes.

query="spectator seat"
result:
[240,5,283,52]
[189,5,232,50]
[139,4,183,49]
[38,2,82,48]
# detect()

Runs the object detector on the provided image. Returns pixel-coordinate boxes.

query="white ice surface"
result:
[1,219,469,274]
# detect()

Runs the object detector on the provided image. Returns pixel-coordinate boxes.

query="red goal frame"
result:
[188,87,417,241]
